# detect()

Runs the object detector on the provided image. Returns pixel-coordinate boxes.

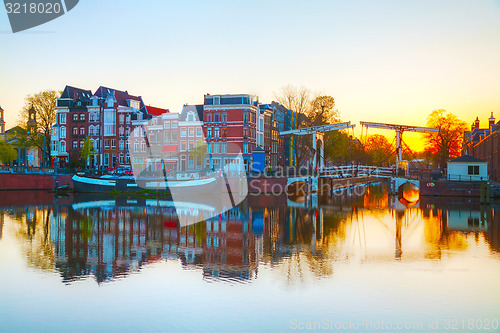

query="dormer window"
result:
[107,99,114,108]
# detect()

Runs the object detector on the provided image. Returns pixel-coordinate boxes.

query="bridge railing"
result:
[321,165,393,177]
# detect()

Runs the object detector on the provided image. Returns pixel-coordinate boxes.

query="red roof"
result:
[146,106,169,116]
[162,144,178,153]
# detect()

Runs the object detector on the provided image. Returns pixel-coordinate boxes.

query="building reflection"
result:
[1,184,499,284]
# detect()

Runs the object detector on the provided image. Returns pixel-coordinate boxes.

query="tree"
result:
[274,85,311,119]
[79,137,95,169]
[424,109,467,168]
[17,90,59,167]
[363,134,395,166]
[0,140,17,164]
[308,95,340,126]
[274,86,341,166]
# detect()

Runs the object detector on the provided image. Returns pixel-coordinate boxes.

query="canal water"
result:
[0,185,499,332]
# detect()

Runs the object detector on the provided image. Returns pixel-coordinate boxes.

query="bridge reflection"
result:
[0,187,499,284]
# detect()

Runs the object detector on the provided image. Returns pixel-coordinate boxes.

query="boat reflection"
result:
[0,185,499,285]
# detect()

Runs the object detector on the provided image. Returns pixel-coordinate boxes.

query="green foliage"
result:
[80,137,95,161]
[0,140,17,164]
[17,90,60,167]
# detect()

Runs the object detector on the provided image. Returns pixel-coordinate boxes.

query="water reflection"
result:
[0,185,499,285]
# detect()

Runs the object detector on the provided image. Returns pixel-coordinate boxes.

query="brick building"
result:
[463,113,500,181]
[203,94,258,171]
[52,85,167,169]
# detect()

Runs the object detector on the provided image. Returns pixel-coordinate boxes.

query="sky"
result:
[1,0,500,151]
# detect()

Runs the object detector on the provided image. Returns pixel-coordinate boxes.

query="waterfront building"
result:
[52,85,167,168]
[447,155,488,181]
[52,86,94,168]
[203,94,258,171]
[93,86,147,168]
[462,113,499,181]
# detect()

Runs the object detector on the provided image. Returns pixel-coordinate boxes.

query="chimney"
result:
[489,112,495,131]
[474,116,480,130]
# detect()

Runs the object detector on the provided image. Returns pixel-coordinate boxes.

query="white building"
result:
[447,155,488,181]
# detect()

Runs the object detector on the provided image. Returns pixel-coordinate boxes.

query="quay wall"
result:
[0,173,73,191]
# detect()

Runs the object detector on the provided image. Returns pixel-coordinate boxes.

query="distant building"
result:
[462,113,499,181]
[447,155,488,181]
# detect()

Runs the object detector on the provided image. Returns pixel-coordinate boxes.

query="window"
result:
[164,121,170,129]
[243,143,248,153]
[141,141,146,152]
[89,126,94,136]
[51,141,58,153]
[79,140,84,149]
[196,128,202,137]
[107,99,114,107]
[171,121,178,128]
[180,141,187,151]
[119,127,124,136]
[95,125,100,136]
[134,127,140,137]
[171,132,178,142]
[111,139,116,149]
[221,113,227,123]
[119,155,124,164]
[60,141,66,152]
[72,127,78,135]
[125,114,131,124]
[60,113,66,124]
[222,127,227,138]
[207,128,212,138]
[119,114,124,124]
[79,127,85,136]
[104,153,109,166]
[243,128,248,139]
[104,139,109,149]
[134,142,139,152]
[181,127,187,137]
[468,165,480,175]
[214,127,220,138]
[221,143,227,154]
[206,114,212,123]
[243,112,249,124]
[72,141,78,149]
[189,128,194,137]
[188,156,194,169]
[119,140,124,151]
[80,114,85,121]
[188,141,194,151]
[164,132,170,142]
[214,114,219,122]
[125,140,129,151]
[213,143,219,154]
[73,113,78,122]
[60,127,66,139]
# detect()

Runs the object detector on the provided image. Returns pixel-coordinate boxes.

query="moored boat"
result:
[72,174,220,194]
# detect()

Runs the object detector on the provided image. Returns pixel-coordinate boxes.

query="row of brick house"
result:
[462,113,500,181]
[52,86,293,172]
